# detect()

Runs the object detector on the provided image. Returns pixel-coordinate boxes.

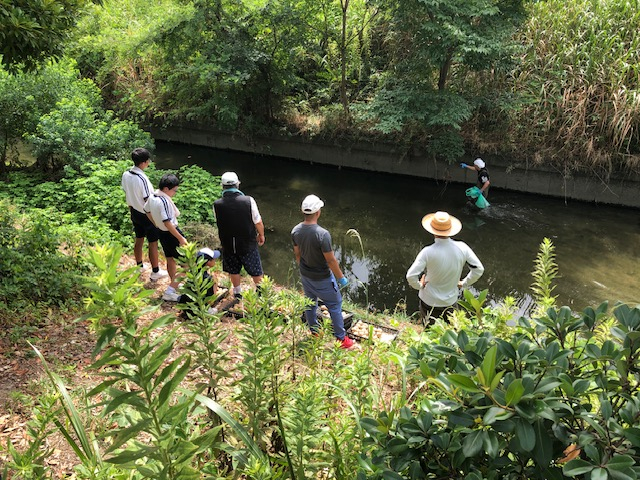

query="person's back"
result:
[212,171,265,298]
[291,194,354,349]
[120,147,166,280]
[214,193,256,253]
[291,223,332,280]
[406,211,484,326]
[421,239,471,305]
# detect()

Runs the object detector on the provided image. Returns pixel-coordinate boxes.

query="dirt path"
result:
[0,257,194,476]
[0,255,410,477]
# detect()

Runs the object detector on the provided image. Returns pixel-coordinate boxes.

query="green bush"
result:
[27,97,153,172]
[0,200,86,307]
[359,302,640,479]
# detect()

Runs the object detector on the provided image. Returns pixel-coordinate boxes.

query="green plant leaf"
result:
[462,430,483,457]
[482,431,499,458]
[515,418,535,452]
[505,378,524,406]
[481,345,497,387]
[447,374,481,392]
[563,459,595,476]
[605,455,635,470]
[195,393,267,468]
[623,428,640,448]
[591,467,608,480]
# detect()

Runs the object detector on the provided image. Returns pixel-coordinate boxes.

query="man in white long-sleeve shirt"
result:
[406,211,484,327]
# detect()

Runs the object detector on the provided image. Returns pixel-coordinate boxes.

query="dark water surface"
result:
[154,141,640,315]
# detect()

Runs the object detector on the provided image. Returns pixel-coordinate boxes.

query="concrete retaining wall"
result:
[150,125,640,208]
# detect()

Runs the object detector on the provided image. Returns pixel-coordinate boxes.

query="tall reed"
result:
[511,0,640,173]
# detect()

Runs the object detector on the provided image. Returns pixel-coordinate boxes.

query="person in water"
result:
[461,158,490,197]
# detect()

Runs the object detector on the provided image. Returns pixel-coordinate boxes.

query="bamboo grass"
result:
[511,0,640,172]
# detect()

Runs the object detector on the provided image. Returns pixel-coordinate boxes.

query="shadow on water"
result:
[154,141,640,316]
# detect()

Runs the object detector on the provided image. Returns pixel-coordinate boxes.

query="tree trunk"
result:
[438,52,453,91]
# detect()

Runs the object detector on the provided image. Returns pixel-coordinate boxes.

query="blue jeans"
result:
[300,273,346,340]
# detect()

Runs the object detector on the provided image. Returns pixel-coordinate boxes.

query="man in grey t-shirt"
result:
[291,195,354,349]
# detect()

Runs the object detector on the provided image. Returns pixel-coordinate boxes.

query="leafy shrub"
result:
[6,160,221,243]
[27,97,153,172]
[0,59,101,171]
[0,200,86,308]
[173,164,222,225]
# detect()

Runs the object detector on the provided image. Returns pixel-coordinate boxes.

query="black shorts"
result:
[158,227,185,259]
[130,207,159,242]
[419,299,455,328]
[222,248,263,276]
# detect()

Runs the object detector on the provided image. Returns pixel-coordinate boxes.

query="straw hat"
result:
[422,211,462,237]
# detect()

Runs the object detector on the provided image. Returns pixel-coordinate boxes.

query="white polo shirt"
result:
[144,191,179,232]
[406,237,484,307]
[121,166,154,213]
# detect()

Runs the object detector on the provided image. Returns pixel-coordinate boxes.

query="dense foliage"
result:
[69,0,527,162]
[2,0,639,171]
[510,0,640,173]
[0,161,221,312]
[0,0,90,72]
[3,237,640,479]
[62,0,640,171]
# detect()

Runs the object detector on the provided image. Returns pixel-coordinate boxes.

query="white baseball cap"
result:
[301,194,324,214]
[197,248,221,261]
[221,171,240,186]
[473,158,486,169]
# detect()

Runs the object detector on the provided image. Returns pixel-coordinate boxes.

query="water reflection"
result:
[154,141,640,314]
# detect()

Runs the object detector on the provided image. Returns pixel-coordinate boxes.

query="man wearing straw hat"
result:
[406,211,484,327]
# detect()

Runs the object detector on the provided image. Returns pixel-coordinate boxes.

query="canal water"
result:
[154,141,640,316]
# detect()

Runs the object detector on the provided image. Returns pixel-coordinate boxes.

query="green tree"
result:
[0,60,101,173]
[361,0,526,160]
[0,0,90,72]
[27,96,152,172]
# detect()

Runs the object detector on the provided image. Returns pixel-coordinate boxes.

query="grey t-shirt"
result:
[291,223,333,280]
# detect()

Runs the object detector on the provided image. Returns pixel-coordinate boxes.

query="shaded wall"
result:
[151,126,640,208]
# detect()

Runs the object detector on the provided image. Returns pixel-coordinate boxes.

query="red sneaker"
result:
[340,336,355,349]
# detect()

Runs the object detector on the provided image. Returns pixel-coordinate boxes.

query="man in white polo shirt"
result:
[121,147,167,280]
[144,173,187,301]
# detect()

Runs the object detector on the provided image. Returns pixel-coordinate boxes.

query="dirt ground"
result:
[0,256,227,477]
[0,255,404,477]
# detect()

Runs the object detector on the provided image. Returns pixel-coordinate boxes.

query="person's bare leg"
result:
[167,258,179,289]
[149,241,160,269]
[252,275,263,285]
[229,274,241,288]
[134,237,145,264]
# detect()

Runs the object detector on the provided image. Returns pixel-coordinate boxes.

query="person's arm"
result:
[250,198,265,245]
[406,251,427,290]
[459,245,484,288]
[293,244,301,264]
[143,200,158,227]
[255,220,265,246]
[323,250,345,281]
[164,220,187,246]
[480,179,491,195]
[146,212,157,227]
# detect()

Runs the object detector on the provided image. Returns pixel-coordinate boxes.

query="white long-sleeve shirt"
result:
[406,237,484,308]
